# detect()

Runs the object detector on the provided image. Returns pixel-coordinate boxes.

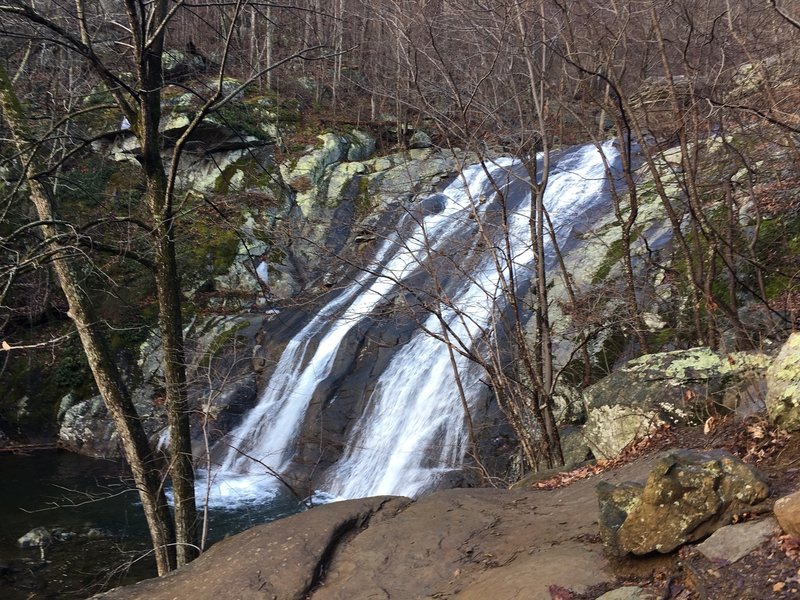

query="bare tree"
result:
[0,0,328,570]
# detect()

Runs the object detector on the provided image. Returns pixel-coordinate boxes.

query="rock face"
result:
[58,396,119,458]
[597,449,770,555]
[765,333,800,430]
[59,315,263,458]
[584,349,770,459]
[92,455,662,600]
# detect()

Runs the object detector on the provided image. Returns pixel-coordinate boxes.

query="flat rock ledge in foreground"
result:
[93,457,663,600]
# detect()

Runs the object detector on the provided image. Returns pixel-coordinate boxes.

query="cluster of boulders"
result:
[561,333,800,467]
[17,525,109,550]
[588,331,800,572]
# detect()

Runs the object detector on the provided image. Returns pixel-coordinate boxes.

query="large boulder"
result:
[597,449,769,555]
[93,497,408,600]
[58,396,119,457]
[583,348,770,459]
[765,333,800,430]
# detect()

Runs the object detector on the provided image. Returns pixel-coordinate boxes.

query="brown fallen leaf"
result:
[548,584,573,600]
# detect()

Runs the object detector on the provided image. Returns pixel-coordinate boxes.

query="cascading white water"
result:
[325,141,619,498]
[204,156,519,504]
[205,141,619,505]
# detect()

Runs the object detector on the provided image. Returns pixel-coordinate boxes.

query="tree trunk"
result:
[138,0,198,566]
[0,64,177,576]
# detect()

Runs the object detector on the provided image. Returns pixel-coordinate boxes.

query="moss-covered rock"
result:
[346,129,376,162]
[766,333,800,430]
[281,133,350,215]
[583,348,770,459]
[598,449,769,555]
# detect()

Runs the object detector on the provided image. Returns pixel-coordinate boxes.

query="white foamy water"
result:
[204,142,619,505]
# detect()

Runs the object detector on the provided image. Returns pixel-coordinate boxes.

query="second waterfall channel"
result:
[200,141,621,508]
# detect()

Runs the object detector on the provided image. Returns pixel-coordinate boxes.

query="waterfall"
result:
[206,141,619,504]
[325,141,619,497]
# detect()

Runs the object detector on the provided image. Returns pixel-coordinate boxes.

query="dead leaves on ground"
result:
[705,415,791,464]
[778,535,800,562]
[532,426,672,490]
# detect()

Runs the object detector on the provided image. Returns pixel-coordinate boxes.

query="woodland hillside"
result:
[0,2,799,595]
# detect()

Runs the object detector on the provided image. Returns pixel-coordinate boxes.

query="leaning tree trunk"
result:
[138,5,198,563]
[0,65,177,576]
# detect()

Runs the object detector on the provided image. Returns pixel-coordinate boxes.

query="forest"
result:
[0,1,799,597]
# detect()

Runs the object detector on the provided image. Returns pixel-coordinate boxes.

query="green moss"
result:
[191,222,239,274]
[198,321,249,369]
[355,175,372,221]
[214,102,267,139]
[109,325,149,354]
[754,214,800,299]
[57,157,115,208]
[647,327,677,351]
[0,334,98,433]
[213,155,279,196]
[765,274,795,300]
[592,238,626,284]
[268,245,286,265]
[214,162,241,195]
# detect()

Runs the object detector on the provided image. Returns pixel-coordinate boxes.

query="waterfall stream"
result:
[205,141,619,505]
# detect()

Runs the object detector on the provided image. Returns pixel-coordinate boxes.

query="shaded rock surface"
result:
[598,449,769,555]
[695,517,777,563]
[93,456,663,600]
[59,315,263,458]
[584,349,770,459]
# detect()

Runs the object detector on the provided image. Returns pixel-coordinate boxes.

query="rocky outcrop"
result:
[597,449,769,555]
[93,455,663,600]
[765,333,800,430]
[583,348,770,459]
[59,395,121,458]
[59,315,263,458]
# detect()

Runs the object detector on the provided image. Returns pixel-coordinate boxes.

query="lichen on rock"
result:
[597,449,769,556]
[582,347,771,459]
[766,333,800,430]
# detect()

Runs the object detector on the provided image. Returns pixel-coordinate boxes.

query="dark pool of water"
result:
[0,451,305,599]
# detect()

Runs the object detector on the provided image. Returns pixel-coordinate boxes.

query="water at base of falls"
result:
[203,141,621,508]
[194,469,338,508]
